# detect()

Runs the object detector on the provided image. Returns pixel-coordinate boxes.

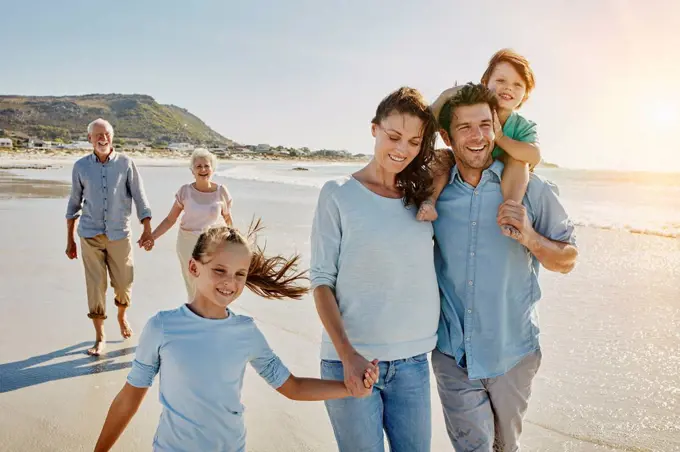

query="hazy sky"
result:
[2,0,679,172]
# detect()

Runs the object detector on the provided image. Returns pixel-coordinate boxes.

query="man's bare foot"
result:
[417,202,438,222]
[118,314,133,339]
[501,224,523,241]
[87,340,106,356]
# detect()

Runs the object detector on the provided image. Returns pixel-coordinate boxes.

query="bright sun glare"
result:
[649,102,679,127]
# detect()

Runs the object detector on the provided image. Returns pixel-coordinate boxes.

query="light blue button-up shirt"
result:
[433,160,576,379]
[65,152,152,241]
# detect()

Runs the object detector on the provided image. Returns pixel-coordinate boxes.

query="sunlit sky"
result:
[2,0,679,172]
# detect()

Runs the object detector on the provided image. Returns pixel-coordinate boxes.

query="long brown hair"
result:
[371,87,438,208]
[191,219,308,300]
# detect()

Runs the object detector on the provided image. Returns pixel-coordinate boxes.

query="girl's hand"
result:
[362,362,379,389]
[493,111,504,140]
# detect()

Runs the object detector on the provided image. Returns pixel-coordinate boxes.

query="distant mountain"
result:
[0,94,234,145]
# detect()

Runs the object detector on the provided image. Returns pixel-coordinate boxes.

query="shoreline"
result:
[0,149,370,168]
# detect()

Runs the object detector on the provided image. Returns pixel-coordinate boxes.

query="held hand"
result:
[497,200,535,247]
[137,230,154,251]
[65,240,78,259]
[342,351,373,397]
[362,359,379,389]
[416,200,438,222]
[493,110,504,141]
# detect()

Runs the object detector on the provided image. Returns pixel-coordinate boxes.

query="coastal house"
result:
[256,144,271,153]
[28,140,52,149]
[0,138,12,148]
[168,142,194,152]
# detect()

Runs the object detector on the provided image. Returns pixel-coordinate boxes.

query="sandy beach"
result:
[0,160,678,452]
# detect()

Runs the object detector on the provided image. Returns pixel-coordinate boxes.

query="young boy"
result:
[418,49,541,239]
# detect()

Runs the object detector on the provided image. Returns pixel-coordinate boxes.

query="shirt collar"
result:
[91,148,117,163]
[449,159,505,185]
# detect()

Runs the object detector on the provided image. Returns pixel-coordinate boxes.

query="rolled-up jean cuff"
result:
[114,298,130,308]
[87,312,108,320]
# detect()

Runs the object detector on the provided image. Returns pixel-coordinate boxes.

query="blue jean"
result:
[320,353,432,452]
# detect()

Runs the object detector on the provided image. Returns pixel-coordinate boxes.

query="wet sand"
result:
[0,165,678,451]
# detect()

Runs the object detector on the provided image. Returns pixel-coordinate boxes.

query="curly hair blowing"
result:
[191,219,309,300]
[371,87,438,208]
[438,83,499,137]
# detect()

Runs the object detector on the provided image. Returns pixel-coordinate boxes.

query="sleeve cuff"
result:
[126,360,158,388]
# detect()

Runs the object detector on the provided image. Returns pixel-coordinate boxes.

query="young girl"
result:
[417,49,541,235]
[148,148,234,298]
[95,222,379,452]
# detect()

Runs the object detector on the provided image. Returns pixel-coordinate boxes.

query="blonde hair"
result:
[190,148,218,170]
[192,220,308,300]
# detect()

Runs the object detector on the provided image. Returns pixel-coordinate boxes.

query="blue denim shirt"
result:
[433,160,576,379]
[65,152,152,241]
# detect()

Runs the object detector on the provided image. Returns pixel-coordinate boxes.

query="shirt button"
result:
[471,222,477,226]
[468,280,473,286]
[470,252,475,257]
[467,309,472,314]
[466,337,471,342]
[474,190,479,195]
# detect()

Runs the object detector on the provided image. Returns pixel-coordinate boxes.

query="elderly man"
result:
[65,118,153,356]
[431,84,578,451]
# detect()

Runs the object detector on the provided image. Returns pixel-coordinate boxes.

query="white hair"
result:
[190,148,217,169]
[87,118,114,137]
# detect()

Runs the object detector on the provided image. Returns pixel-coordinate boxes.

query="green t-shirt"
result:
[492,111,539,159]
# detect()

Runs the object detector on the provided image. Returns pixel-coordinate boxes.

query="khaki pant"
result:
[80,235,134,319]
[176,228,200,300]
[432,349,542,452]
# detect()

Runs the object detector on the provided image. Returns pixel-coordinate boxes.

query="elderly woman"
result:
[311,87,441,452]
[149,148,233,298]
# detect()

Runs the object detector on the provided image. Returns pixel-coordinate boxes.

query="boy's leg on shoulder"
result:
[80,235,108,319]
[105,236,134,308]
[320,359,385,452]
[500,156,530,203]
[382,354,431,452]
[431,349,495,451]
[485,350,542,452]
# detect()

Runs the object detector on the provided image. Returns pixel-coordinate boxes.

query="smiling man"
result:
[431,84,578,451]
[65,118,153,356]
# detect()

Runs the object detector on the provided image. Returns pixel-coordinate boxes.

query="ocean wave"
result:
[573,221,679,239]
[216,165,680,239]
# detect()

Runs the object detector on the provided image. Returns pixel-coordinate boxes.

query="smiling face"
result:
[442,102,495,171]
[88,122,113,156]
[189,242,251,310]
[371,111,424,175]
[191,156,214,183]
[485,61,527,112]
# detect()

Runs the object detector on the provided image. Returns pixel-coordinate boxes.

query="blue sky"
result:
[2,0,679,171]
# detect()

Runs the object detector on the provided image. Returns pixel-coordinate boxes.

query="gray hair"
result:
[87,118,114,137]
[190,148,217,169]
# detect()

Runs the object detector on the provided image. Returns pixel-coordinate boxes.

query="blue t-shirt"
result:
[127,305,291,452]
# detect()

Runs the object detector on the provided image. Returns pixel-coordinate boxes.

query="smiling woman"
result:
[149,148,234,299]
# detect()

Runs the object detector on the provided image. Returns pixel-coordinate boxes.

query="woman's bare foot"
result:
[118,314,133,339]
[87,339,106,356]
[417,201,438,222]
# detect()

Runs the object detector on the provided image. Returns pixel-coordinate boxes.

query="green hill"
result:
[0,94,234,146]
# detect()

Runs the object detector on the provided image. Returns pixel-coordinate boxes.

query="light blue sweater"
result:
[310,177,440,361]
